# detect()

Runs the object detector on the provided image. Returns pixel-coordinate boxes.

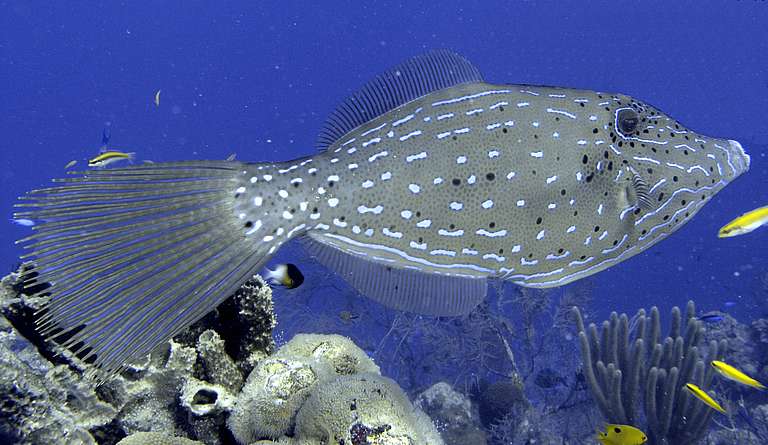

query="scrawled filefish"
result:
[15,51,750,375]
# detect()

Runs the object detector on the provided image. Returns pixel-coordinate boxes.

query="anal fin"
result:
[302,235,487,317]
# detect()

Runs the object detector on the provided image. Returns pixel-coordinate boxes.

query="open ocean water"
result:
[1,2,767,444]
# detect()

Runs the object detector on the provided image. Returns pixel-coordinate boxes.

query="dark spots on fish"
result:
[647,168,653,174]
[585,173,594,183]
[502,128,508,134]
[290,208,296,214]
[560,189,567,196]
[532,170,537,175]
[594,226,600,232]
[536,217,542,225]
[580,255,587,260]
[244,221,253,228]
[340,216,346,222]
[452,135,458,141]
[607,161,613,171]
[658,192,665,202]
[234,193,241,199]
[489,222,496,228]
[293,182,300,188]
[672,175,678,182]
[313,207,318,213]
[603,150,609,159]
[592,128,599,134]
[418,236,423,243]
[634,208,642,215]
[310,170,317,176]
[449,223,456,229]
[415,211,421,217]
[328,181,334,187]
[573,210,578,216]
[486,172,495,181]
[681,200,687,205]
[498,248,504,254]
[557,248,564,254]
[582,154,589,164]
[614,426,622,434]
[612,239,618,246]
[452,178,461,186]
[498,106,505,112]
[663,215,670,221]
[534,134,539,139]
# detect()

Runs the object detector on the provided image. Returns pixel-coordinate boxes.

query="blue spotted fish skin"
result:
[233,82,750,288]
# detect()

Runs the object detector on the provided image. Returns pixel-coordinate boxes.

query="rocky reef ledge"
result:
[0,267,443,445]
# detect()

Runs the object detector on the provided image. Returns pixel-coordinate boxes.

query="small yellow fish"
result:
[684,383,726,414]
[718,205,768,238]
[596,423,647,445]
[264,263,304,289]
[154,89,161,107]
[88,151,136,168]
[711,360,766,390]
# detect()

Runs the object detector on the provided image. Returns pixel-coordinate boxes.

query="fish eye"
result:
[616,109,639,135]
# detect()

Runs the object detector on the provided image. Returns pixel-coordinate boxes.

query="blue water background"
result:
[1,1,767,375]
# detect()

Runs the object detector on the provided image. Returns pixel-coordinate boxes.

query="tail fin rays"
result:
[15,161,272,377]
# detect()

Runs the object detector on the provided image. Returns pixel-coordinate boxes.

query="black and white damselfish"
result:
[15,51,750,375]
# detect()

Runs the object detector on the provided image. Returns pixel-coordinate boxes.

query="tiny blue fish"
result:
[697,313,724,323]
[10,218,35,227]
[723,301,737,308]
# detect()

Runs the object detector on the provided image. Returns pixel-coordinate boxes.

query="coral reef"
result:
[116,432,204,445]
[295,373,443,445]
[0,268,276,444]
[415,382,487,445]
[573,301,728,445]
[229,333,442,444]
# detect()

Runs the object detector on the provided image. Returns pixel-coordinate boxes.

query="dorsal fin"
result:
[316,50,484,150]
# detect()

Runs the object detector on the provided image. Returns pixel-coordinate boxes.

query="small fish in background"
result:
[64,160,77,169]
[711,360,766,390]
[226,153,237,161]
[723,301,738,308]
[10,218,35,227]
[88,151,136,168]
[718,205,768,238]
[696,312,724,323]
[685,383,726,414]
[264,263,304,289]
[596,423,647,445]
[154,89,161,107]
[338,310,359,323]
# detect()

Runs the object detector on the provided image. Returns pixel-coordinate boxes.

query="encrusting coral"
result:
[228,333,442,444]
[573,301,727,445]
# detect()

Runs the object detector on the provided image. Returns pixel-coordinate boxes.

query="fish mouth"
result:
[727,139,750,176]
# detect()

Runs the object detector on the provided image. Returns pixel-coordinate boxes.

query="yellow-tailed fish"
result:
[264,263,304,289]
[711,360,766,390]
[88,151,136,168]
[12,50,751,376]
[718,205,768,238]
[596,424,647,445]
[685,383,726,414]
[154,89,161,107]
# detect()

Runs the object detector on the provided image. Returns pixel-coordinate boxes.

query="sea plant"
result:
[573,301,727,445]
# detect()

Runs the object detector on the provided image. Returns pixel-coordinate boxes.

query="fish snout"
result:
[727,139,750,177]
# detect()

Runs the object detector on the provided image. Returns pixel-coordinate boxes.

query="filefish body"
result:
[15,51,751,374]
